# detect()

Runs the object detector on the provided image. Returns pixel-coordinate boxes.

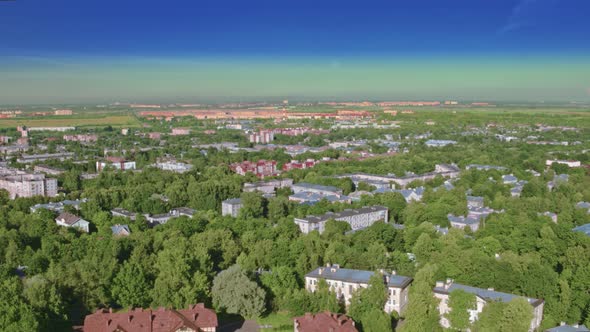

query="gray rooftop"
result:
[222,198,242,205]
[546,324,590,332]
[292,182,342,193]
[296,206,387,224]
[573,224,590,236]
[306,265,412,288]
[433,282,542,306]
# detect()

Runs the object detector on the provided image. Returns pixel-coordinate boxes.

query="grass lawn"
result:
[257,311,293,331]
[0,114,141,129]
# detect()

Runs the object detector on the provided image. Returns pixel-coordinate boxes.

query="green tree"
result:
[111,261,152,308]
[212,264,266,318]
[498,298,534,332]
[0,274,39,331]
[446,289,476,330]
[240,192,266,219]
[399,264,442,332]
[348,274,389,330]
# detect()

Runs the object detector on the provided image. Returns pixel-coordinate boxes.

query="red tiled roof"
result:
[83,304,218,332]
[294,311,358,332]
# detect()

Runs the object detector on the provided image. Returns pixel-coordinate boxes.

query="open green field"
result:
[0,114,141,129]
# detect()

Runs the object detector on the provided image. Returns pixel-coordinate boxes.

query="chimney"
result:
[435,281,444,288]
[128,315,133,323]
[391,270,397,275]
[487,287,494,291]
[109,308,113,313]
[326,263,331,268]
[559,322,566,326]
[318,268,324,275]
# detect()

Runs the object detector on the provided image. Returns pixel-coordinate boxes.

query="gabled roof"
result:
[83,304,218,332]
[433,282,543,307]
[546,324,590,332]
[294,312,358,332]
[56,212,81,225]
[306,265,412,288]
[111,224,130,235]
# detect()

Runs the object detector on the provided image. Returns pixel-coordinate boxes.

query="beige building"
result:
[0,173,58,199]
[433,279,544,331]
[305,264,412,315]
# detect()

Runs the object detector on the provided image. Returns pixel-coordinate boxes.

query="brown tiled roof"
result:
[56,212,81,225]
[294,311,358,332]
[82,303,218,332]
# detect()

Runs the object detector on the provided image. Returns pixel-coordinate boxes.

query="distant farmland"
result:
[0,114,140,129]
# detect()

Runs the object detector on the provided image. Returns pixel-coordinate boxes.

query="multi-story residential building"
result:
[292,182,343,196]
[96,157,136,171]
[171,127,191,135]
[27,126,75,132]
[243,178,293,195]
[465,164,507,171]
[433,279,544,331]
[283,159,317,171]
[17,152,75,163]
[305,264,412,315]
[248,130,274,144]
[33,165,65,175]
[153,160,193,173]
[425,139,457,147]
[337,164,460,189]
[0,173,58,199]
[63,134,98,142]
[54,109,73,115]
[55,212,90,232]
[230,160,277,178]
[294,206,388,234]
[82,304,218,332]
[546,160,581,168]
[111,208,137,220]
[30,198,87,213]
[294,312,358,332]
[148,132,162,140]
[222,198,242,217]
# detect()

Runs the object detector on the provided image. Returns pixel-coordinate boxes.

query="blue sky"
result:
[1,0,589,103]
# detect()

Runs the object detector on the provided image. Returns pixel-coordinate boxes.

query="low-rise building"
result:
[294,312,357,332]
[33,165,65,175]
[305,264,412,314]
[292,183,343,196]
[111,208,137,220]
[546,323,590,332]
[171,128,191,135]
[573,224,590,237]
[230,160,277,178]
[546,160,581,168]
[294,206,388,234]
[30,199,87,213]
[97,157,136,171]
[433,279,544,331]
[153,160,193,173]
[82,304,218,332]
[465,164,507,171]
[243,178,293,195]
[17,152,75,163]
[110,224,130,237]
[425,139,457,147]
[283,159,317,171]
[222,198,242,217]
[63,134,98,142]
[55,212,90,232]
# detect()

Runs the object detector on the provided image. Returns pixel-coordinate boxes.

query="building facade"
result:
[305,264,412,315]
[222,198,242,217]
[294,206,388,234]
[0,173,58,199]
[82,304,218,332]
[433,279,544,331]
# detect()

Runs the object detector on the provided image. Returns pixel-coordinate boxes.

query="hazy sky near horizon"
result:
[1,0,589,104]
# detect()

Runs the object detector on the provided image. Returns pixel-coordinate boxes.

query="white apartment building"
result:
[433,279,544,331]
[305,264,412,315]
[294,206,388,234]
